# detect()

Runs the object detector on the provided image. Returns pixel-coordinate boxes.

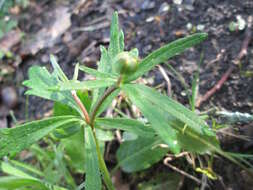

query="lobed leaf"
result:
[23,66,81,114]
[92,12,124,110]
[126,33,208,82]
[0,116,82,158]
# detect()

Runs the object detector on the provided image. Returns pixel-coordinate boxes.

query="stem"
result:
[92,130,115,190]
[71,90,91,124]
[90,86,117,125]
[90,76,122,126]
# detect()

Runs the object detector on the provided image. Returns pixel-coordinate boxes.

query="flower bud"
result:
[114,52,139,75]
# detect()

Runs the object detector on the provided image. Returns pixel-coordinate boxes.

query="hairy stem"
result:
[90,86,117,126]
[71,90,90,124]
[90,76,122,126]
[92,130,115,190]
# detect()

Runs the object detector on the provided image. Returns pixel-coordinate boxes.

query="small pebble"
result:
[159,2,170,14]
[1,87,18,108]
[146,16,155,22]
[186,23,193,30]
[173,0,183,5]
[196,24,205,31]
[141,0,155,10]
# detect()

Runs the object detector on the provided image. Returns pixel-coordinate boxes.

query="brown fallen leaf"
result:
[20,6,71,55]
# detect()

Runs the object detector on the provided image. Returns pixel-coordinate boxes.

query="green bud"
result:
[113,52,139,75]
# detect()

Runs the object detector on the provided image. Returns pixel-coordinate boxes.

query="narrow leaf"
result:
[122,84,219,154]
[1,162,36,180]
[119,30,125,51]
[0,116,82,158]
[126,33,208,82]
[50,54,68,82]
[53,80,115,91]
[95,118,156,138]
[79,65,118,79]
[0,177,48,190]
[108,12,120,58]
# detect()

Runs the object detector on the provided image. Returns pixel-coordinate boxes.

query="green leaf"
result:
[122,84,219,154]
[91,46,112,108]
[96,128,114,141]
[54,90,91,116]
[93,88,121,118]
[52,122,81,139]
[0,177,48,190]
[53,102,80,117]
[84,127,102,190]
[52,80,115,91]
[0,162,67,190]
[1,162,37,180]
[129,48,139,57]
[126,33,208,82]
[119,30,125,52]
[23,66,80,114]
[50,54,68,82]
[122,86,180,153]
[7,160,44,178]
[98,46,111,73]
[92,11,124,110]
[108,12,121,58]
[116,137,168,173]
[0,116,82,158]
[62,130,85,173]
[53,145,77,188]
[53,91,91,138]
[79,65,118,79]
[95,118,156,138]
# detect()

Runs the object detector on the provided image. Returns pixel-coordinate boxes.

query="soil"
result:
[0,0,253,189]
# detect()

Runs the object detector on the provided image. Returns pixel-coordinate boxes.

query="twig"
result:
[164,157,201,185]
[157,65,172,96]
[90,86,117,125]
[196,16,252,107]
[71,90,90,124]
[90,76,122,126]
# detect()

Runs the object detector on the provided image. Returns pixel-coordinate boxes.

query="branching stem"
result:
[90,76,122,127]
[71,90,91,124]
[90,86,117,126]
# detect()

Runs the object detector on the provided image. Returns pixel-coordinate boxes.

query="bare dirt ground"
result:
[0,0,253,189]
